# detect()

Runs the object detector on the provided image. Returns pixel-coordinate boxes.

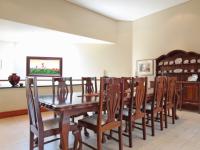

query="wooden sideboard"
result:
[156,50,200,113]
[177,81,200,113]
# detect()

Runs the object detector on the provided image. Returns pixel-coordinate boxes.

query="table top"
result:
[39,88,154,111]
[39,92,99,109]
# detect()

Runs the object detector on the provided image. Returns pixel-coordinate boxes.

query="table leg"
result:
[175,96,179,120]
[60,112,69,150]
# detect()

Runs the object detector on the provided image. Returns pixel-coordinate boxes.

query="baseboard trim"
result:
[0,108,47,119]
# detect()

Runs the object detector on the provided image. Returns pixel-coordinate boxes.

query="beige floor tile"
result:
[0,110,200,150]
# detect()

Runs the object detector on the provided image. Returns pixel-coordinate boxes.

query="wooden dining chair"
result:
[26,77,82,150]
[146,76,166,136]
[81,77,97,95]
[164,76,177,128]
[122,77,147,147]
[78,77,124,150]
[52,77,73,118]
[80,77,98,136]
[52,77,73,96]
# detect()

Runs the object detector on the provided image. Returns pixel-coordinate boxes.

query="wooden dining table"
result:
[39,90,154,150]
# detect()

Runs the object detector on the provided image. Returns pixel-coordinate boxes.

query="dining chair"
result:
[123,77,147,147]
[52,77,73,96]
[164,76,177,128]
[81,77,98,136]
[26,77,82,150]
[78,77,124,150]
[52,77,73,118]
[146,76,166,136]
[111,77,147,147]
[81,77,98,95]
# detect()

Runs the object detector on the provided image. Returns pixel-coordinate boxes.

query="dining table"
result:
[39,89,154,150]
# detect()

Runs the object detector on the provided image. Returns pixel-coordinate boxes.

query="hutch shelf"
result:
[156,50,200,113]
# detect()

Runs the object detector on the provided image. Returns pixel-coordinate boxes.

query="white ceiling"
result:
[67,0,190,21]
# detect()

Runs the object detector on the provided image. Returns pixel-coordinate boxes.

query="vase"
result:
[8,73,20,87]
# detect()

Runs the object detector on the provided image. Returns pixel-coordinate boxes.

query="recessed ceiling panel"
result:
[67,0,190,21]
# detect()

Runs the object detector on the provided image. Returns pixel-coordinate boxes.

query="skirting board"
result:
[0,108,47,119]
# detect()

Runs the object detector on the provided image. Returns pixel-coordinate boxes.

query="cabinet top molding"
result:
[156,50,200,62]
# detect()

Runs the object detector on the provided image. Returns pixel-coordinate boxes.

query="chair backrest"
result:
[81,77,97,95]
[121,77,132,100]
[98,77,124,126]
[133,77,148,114]
[166,76,177,105]
[153,76,167,110]
[52,77,73,102]
[26,77,43,131]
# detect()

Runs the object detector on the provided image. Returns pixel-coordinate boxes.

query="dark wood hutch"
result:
[156,50,200,113]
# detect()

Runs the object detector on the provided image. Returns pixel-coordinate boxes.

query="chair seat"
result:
[146,103,152,111]
[44,118,75,130]
[78,114,107,126]
[121,108,135,117]
[146,101,165,111]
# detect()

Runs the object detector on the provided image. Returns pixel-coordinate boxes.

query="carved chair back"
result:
[81,77,97,95]
[98,77,124,126]
[121,77,132,101]
[52,77,72,102]
[153,76,167,111]
[166,77,177,105]
[26,77,43,132]
[133,77,147,116]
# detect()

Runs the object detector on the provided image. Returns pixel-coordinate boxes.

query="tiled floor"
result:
[0,110,200,150]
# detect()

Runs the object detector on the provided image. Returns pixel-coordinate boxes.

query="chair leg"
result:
[151,112,155,136]
[128,119,133,147]
[97,132,102,150]
[84,128,89,137]
[142,117,146,140]
[146,113,149,124]
[38,135,44,150]
[83,113,90,137]
[73,127,82,150]
[124,120,128,132]
[172,107,175,124]
[164,107,168,128]
[102,133,106,143]
[108,130,113,140]
[118,126,123,150]
[160,111,163,131]
[29,131,34,150]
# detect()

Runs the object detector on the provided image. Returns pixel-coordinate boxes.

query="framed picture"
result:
[136,59,154,76]
[26,56,62,77]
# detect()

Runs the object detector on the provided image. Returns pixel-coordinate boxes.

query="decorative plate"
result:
[174,69,183,73]
[183,60,189,64]
[164,61,168,65]
[190,69,194,72]
[169,61,174,65]
[175,58,182,64]
[190,59,196,63]
[159,62,163,66]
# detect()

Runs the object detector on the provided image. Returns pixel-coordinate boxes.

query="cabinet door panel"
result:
[182,84,199,103]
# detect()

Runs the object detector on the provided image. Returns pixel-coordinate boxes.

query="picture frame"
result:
[136,59,154,76]
[26,56,62,77]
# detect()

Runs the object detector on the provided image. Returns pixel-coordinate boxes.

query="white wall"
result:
[132,0,200,77]
[0,0,133,112]
[0,20,132,81]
